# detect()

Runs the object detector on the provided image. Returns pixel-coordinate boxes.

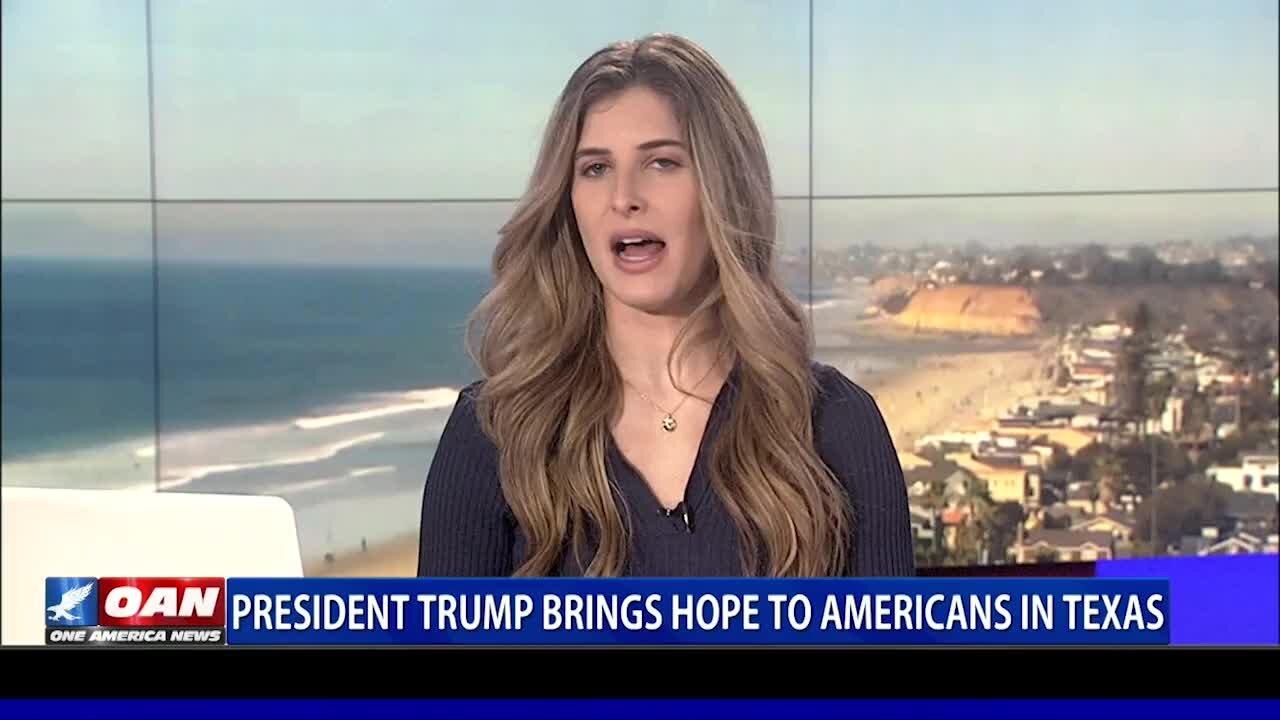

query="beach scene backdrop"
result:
[3,0,1275,575]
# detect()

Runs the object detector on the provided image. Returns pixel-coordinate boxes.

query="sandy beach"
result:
[834,342,1053,452]
[305,533,419,577]
[307,316,1054,578]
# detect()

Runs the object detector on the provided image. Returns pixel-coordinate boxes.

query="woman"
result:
[418,33,913,578]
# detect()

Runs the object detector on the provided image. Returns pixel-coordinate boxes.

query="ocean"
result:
[2,258,489,562]
[2,258,882,564]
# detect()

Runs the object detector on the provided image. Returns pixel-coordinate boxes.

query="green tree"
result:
[1134,478,1233,552]
[1041,512,1072,530]
[948,523,984,566]
[1201,425,1279,469]
[948,477,998,565]
[1181,388,1211,441]
[1090,450,1127,510]
[1069,442,1111,483]
[1240,375,1280,431]
[1118,302,1155,432]
[987,502,1026,563]
[915,543,948,568]
[1145,374,1175,429]
[1117,437,1192,487]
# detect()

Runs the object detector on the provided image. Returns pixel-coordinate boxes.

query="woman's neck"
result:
[604,298,727,405]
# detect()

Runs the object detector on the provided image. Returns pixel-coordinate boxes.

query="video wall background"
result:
[3,0,1277,574]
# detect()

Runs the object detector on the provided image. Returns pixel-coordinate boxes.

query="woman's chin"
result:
[608,285,688,316]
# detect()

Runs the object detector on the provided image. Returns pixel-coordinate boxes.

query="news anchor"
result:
[418,33,913,578]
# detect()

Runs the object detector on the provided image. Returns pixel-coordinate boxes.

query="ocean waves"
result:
[292,387,460,430]
[1,384,463,562]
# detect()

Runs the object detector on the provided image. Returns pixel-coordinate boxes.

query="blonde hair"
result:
[465,33,852,576]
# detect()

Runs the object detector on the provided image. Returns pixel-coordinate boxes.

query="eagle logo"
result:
[47,582,95,622]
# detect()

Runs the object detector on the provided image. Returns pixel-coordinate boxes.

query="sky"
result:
[1,0,1277,264]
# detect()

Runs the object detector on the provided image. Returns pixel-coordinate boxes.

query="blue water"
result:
[2,258,488,460]
[2,259,157,459]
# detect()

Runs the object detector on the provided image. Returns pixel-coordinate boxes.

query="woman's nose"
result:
[610,173,645,215]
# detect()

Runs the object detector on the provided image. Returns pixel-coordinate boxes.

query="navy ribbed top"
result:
[417,361,915,577]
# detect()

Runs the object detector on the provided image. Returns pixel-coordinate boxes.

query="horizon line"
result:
[3,186,1278,205]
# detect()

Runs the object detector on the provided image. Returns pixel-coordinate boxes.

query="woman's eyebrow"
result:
[574,138,687,160]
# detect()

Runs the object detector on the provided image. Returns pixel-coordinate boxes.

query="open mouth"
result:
[612,233,667,259]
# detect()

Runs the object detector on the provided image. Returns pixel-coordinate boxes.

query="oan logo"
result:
[96,578,226,627]
[45,577,98,627]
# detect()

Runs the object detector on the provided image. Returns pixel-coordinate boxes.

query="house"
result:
[914,430,991,454]
[1177,526,1226,555]
[1026,444,1057,466]
[1200,532,1266,556]
[1065,483,1097,514]
[1088,323,1126,341]
[898,452,933,472]
[1038,502,1087,530]
[1207,453,1280,499]
[947,453,1030,505]
[1186,528,1280,556]
[1081,345,1117,362]
[972,450,1033,469]
[1070,364,1114,384]
[1071,512,1137,544]
[1024,470,1044,511]
[996,426,1097,453]
[1196,362,1226,391]
[1209,397,1241,437]
[905,461,975,499]
[1076,386,1112,407]
[1012,529,1115,563]
[908,504,936,548]
[1038,483,1064,507]
[1224,492,1279,537]
[1160,392,1186,435]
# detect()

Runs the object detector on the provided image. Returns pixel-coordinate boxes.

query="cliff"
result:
[870,274,916,304]
[893,285,1042,336]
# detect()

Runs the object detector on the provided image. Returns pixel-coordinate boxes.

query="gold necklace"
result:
[623,357,722,433]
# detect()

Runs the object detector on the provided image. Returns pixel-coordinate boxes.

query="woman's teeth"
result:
[615,238,664,253]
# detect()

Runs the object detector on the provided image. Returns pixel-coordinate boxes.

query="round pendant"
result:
[661,415,677,432]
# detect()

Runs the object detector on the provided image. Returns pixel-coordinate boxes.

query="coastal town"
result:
[810,234,1280,567]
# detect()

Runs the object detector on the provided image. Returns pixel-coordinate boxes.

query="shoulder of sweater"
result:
[440,378,494,446]
[807,362,904,508]
[808,360,880,416]
[808,361,897,453]
[457,377,485,403]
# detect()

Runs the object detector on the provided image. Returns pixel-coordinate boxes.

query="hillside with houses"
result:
[899,303,1278,567]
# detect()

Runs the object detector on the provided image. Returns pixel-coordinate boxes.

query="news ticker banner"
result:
[45,576,1170,646]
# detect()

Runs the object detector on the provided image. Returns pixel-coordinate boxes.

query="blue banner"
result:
[224,577,1170,645]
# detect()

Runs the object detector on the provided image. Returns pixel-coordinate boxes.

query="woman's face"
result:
[571,85,712,316]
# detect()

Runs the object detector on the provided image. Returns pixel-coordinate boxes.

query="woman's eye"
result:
[581,162,607,177]
[651,158,680,170]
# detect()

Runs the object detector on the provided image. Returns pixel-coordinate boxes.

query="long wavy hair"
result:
[465,33,853,576]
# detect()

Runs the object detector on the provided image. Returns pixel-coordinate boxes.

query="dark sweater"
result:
[417,361,915,577]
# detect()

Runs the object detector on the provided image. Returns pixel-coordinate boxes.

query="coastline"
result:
[833,341,1051,452]
[305,532,420,577]
[816,303,1053,452]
